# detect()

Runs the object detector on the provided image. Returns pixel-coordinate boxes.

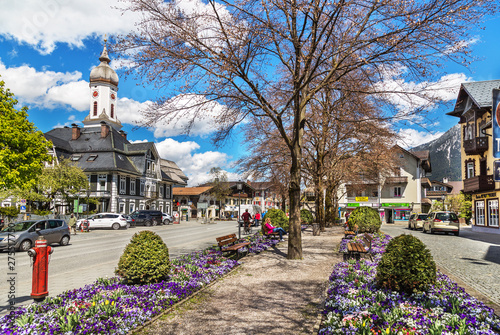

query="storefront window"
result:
[475,201,485,226]
[394,209,410,220]
[487,199,499,227]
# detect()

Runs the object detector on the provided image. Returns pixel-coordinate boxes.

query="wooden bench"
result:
[344,230,356,239]
[264,231,281,240]
[344,233,373,261]
[216,234,251,259]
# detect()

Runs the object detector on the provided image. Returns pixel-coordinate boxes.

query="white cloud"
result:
[155,137,238,186]
[396,128,444,149]
[0,59,88,110]
[0,0,140,54]
[149,94,229,138]
[375,66,472,118]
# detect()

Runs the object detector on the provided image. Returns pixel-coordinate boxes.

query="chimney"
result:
[443,177,449,184]
[100,121,109,138]
[72,124,81,140]
[119,130,127,140]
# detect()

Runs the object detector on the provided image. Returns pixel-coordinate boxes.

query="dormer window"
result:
[87,154,98,161]
[71,154,82,161]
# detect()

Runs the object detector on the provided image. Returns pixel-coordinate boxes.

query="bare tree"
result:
[208,167,232,217]
[115,0,496,259]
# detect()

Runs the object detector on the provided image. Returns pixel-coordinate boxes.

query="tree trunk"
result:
[288,158,302,259]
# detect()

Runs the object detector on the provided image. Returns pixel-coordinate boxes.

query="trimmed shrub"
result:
[376,234,436,294]
[347,206,381,233]
[115,230,170,285]
[262,208,289,232]
[300,209,314,224]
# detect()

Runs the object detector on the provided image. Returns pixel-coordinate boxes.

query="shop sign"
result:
[381,203,409,207]
[346,203,360,207]
[493,89,500,158]
[475,192,497,199]
[495,160,500,182]
[355,196,369,202]
[372,203,380,207]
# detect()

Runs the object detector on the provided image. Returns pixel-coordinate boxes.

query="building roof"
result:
[448,80,500,117]
[160,159,188,186]
[45,124,184,182]
[172,186,212,196]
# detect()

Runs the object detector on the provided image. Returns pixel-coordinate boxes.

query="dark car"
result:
[0,219,71,252]
[129,210,163,226]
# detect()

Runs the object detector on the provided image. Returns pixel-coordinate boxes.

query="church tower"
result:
[83,40,122,130]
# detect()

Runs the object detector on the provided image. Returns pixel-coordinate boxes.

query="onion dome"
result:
[89,46,119,86]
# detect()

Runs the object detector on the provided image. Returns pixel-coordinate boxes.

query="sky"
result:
[1,0,500,186]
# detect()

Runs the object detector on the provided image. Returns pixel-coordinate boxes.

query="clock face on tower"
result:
[110,93,116,100]
[92,90,99,98]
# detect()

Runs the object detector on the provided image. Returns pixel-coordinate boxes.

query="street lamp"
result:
[237,181,242,239]
[441,195,446,211]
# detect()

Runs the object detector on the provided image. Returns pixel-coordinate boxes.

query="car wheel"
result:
[112,223,120,230]
[163,219,170,225]
[126,223,130,229]
[60,235,70,246]
[19,240,32,251]
[152,220,158,226]
[145,220,152,227]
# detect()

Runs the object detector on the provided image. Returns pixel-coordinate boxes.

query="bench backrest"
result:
[361,233,373,251]
[216,234,238,247]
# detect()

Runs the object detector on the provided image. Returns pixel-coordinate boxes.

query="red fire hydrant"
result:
[27,236,53,302]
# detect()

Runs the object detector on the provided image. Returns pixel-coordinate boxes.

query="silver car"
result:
[423,211,460,236]
[0,219,71,252]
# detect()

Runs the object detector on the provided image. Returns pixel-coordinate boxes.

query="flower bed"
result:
[321,233,500,334]
[0,232,278,334]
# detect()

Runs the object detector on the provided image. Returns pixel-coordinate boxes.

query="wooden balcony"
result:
[463,175,495,193]
[385,176,408,184]
[464,137,488,155]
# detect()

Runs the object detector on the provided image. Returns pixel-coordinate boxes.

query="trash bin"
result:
[312,223,320,236]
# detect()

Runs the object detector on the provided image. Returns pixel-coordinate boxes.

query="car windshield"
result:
[436,212,458,221]
[418,214,428,220]
[1,221,35,232]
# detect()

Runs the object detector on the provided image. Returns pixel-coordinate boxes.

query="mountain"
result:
[411,124,461,182]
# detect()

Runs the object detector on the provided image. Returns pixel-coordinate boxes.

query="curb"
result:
[127,264,241,335]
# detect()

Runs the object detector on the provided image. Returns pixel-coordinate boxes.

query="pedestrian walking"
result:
[68,213,77,235]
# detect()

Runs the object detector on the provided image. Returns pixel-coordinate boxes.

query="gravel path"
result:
[140,226,344,335]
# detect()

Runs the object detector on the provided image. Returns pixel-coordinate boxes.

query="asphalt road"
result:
[0,219,245,315]
[381,223,500,308]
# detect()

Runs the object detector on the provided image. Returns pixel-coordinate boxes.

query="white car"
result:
[76,213,129,230]
[162,213,173,225]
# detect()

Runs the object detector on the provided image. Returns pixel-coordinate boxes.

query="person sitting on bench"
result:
[264,218,287,241]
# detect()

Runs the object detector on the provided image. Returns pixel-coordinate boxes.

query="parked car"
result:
[129,210,163,226]
[422,211,460,236]
[0,219,70,252]
[408,213,428,230]
[76,213,129,230]
[162,213,173,225]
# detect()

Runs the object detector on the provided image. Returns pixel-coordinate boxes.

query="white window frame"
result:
[165,185,171,198]
[475,200,485,226]
[129,203,135,214]
[393,187,402,198]
[120,176,126,195]
[467,162,475,179]
[98,174,107,192]
[130,178,136,195]
[119,203,125,213]
[487,199,499,227]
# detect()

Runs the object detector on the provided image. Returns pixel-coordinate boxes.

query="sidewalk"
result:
[140,226,344,335]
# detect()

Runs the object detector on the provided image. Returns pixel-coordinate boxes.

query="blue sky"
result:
[1,0,500,185]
